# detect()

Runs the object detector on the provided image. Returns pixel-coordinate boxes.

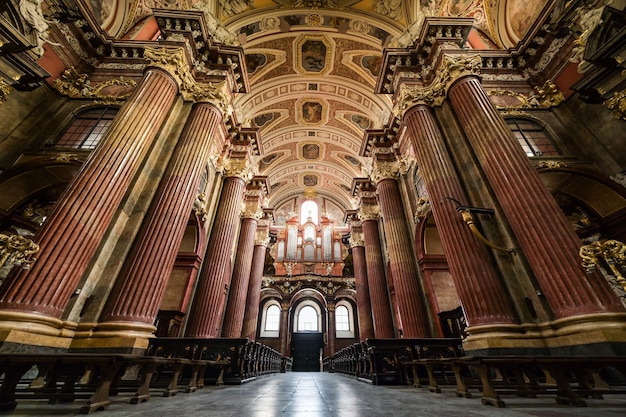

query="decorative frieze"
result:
[54,67,136,100]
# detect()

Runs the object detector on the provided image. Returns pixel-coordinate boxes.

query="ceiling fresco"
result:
[81,0,547,219]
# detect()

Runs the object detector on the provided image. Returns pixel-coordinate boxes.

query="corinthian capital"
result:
[144,47,194,92]
[222,157,254,180]
[394,54,482,116]
[358,204,380,221]
[241,201,263,220]
[370,160,400,184]
[349,231,365,248]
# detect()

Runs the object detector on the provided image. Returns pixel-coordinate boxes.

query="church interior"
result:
[0,0,626,414]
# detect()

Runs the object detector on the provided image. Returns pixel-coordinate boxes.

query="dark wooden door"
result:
[291,332,324,372]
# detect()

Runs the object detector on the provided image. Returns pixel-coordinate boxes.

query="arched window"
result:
[335,301,355,338]
[505,117,560,157]
[300,200,318,225]
[297,305,319,332]
[335,305,350,331]
[55,107,118,150]
[260,301,281,337]
[265,305,280,331]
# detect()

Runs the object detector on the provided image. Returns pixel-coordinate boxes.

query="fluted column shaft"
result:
[100,103,222,328]
[361,218,395,338]
[404,105,517,327]
[186,175,247,337]
[221,215,259,337]
[0,68,178,318]
[241,242,268,340]
[279,302,290,356]
[376,178,431,337]
[448,76,624,318]
[352,243,374,340]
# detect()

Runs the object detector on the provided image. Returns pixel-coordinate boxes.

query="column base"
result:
[463,313,626,356]
[0,311,77,353]
[68,321,156,354]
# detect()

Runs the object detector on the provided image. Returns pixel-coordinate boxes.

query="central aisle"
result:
[8,372,626,416]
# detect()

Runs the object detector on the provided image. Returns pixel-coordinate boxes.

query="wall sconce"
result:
[442,197,515,253]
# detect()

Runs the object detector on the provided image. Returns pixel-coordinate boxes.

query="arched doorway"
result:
[290,301,324,372]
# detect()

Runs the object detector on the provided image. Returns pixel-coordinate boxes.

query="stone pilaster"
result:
[327,302,336,357]
[279,302,290,356]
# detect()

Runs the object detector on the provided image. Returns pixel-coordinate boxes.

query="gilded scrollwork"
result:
[580,239,626,292]
[221,157,254,180]
[414,196,431,224]
[604,89,626,121]
[490,81,564,111]
[394,54,482,115]
[0,81,13,102]
[0,233,40,270]
[537,160,566,170]
[54,67,136,100]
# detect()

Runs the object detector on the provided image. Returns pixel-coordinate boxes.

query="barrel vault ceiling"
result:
[77,0,544,225]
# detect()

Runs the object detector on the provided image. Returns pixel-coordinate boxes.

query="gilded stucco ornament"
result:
[255,231,270,247]
[241,202,264,220]
[537,160,566,170]
[0,233,39,270]
[358,204,380,221]
[222,157,254,180]
[54,67,136,100]
[490,81,565,111]
[349,232,364,248]
[0,81,13,102]
[604,89,626,121]
[394,54,482,116]
[370,160,400,184]
[414,196,431,224]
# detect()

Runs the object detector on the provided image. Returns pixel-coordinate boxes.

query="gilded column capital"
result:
[255,230,270,247]
[370,160,401,184]
[358,204,380,222]
[349,232,365,248]
[241,201,263,220]
[221,157,254,181]
[394,54,482,116]
[144,47,231,112]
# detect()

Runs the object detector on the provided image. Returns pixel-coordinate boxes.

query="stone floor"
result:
[4,372,626,417]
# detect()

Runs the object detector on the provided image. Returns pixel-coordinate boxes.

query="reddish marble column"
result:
[404,104,517,327]
[99,102,222,330]
[448,75,624,318]
[186,172,248,337]
[327,303,336,356]
[360,212,395,338]
[241,235,269,340]
[374,171,431,338]
[221,213,259,337]
[279,302,290,356]
[0,67,178,319]
[350,233,374,340]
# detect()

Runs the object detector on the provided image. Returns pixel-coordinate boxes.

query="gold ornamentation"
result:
[255,230,270,247]
[222,157,253,180]
[580,239,626,291]
[54,67,136,100]
[394,54,482,115]
[349,232,364,248]
[537,160,566,169]
[490,81,564,110]
[370,160,400,184]
[604,89,626,121]
[193,192,208,221]
[459,209,514,253]
[358,204,380,221]
[241,202,263,220]
[0,233,40,270]
[0,81,13,102]
[52,153,81,163]
[414,197,431,223]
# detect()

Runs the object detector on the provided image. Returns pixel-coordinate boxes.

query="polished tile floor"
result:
[6,372,626,417]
